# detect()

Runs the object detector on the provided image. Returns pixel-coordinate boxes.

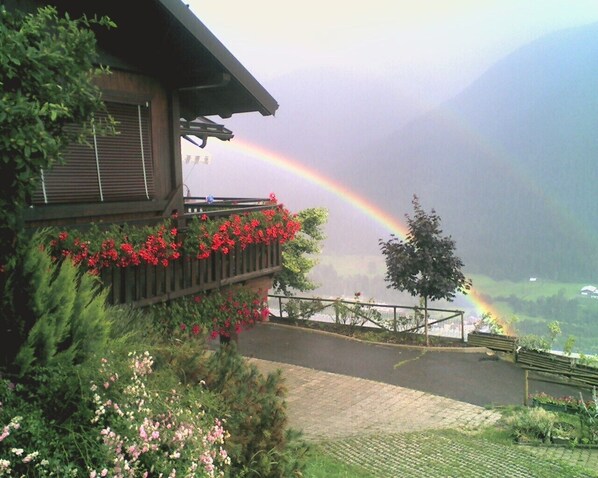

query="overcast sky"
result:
[183,0,598,202]
[189,0,598,102]
[182,1,598,242]
[182,1,598,307]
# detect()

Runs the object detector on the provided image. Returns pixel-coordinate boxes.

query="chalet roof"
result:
[39,0,279,119]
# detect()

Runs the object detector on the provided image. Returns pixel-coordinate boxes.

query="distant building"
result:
[580,286,598,298]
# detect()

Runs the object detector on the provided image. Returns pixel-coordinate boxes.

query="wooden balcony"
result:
[100,197,283,307]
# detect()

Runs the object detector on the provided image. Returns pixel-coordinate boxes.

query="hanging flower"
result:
[45,194,300,275]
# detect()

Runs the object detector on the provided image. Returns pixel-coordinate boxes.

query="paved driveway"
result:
[237,322,582,407]
[231,323,598,476]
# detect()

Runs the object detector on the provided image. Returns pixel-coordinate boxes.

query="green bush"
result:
[578,387,598,443]
[198,345,309,478]
[501,407,557,443]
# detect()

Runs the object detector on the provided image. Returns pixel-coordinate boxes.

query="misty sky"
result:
[190,0,598,105]
[181,0,598,262]
[183,0,598,205]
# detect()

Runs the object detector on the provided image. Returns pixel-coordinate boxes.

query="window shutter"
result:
[32,101,154,205]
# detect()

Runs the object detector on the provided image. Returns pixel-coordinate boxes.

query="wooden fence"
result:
[518,349,598,402]
[101,241,281,307]
[467,331,518,353]
[465,332,598,402]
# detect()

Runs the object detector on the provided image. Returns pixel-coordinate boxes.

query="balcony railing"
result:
[183,196,275,220]
[101,237,281,307]
[99,197,284,307]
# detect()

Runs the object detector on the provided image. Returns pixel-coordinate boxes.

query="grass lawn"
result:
[470,274,587,301]
[312,428,598,478]
[304,447,376,478]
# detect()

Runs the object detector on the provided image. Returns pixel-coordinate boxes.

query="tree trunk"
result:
[424,296,429,347]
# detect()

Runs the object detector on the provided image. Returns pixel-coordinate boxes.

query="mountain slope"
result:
[352,22,598,281]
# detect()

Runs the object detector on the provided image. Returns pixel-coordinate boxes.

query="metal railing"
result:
[184,196,275,220]
[268,294,466,341]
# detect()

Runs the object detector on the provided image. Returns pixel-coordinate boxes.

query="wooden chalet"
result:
[14,0,283,306]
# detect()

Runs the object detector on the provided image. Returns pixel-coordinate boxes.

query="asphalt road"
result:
[231,322,586,407]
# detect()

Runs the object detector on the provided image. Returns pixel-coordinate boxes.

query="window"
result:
[32,101,155,205]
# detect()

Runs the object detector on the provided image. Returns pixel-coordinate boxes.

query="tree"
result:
[273,207,328,296]
[0,5,114,367]
[379,195,471,345]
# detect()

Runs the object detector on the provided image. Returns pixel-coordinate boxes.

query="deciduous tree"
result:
[379,195,471,345]
[274,207,328,295]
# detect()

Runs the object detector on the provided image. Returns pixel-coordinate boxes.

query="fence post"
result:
[460,311,465,342]
[393,307,397,334]
[524,369,529,406]
[278,296,283,320]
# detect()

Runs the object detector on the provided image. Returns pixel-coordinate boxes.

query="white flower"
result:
[22,451,38,463]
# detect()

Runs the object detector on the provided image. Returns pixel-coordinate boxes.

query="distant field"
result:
[462,275,598,355]
[469,274,588,301]
[314,256,598,354]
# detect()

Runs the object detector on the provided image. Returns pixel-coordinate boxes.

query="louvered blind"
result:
[32,101,154,205]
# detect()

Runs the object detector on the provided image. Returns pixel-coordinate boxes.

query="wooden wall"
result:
[25,69,184,228]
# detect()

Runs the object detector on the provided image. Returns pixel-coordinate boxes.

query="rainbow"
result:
[219,137,511,332]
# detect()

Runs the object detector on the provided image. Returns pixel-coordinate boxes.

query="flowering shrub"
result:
[47,222,181,275]
[45,196,301,275]
[88,351,230,477]
[155,288,270,340]
[529,392,581,411]
[0,378,86,477]
[0,350,231,477]
[184,203,301,260]
[0,424,54,476]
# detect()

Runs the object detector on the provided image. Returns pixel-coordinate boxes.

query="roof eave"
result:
[158,0,279,117]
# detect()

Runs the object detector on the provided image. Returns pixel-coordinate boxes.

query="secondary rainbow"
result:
[224,137,510,331]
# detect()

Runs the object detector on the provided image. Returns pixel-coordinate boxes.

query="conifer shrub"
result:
[5,234,111,422]
[0,235,114,473]
[197,345,309,478]
[11,235,110,370]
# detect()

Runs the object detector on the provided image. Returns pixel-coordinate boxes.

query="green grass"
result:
[470,274,587,301]
[304,447,376,478]
[316,428,598,478]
